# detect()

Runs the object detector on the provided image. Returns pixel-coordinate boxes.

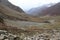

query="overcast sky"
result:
[8,0,60,11]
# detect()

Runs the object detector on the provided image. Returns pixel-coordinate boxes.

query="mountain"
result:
[0,0,46,23]
[0,4,44,22]
[0,0,25,13]
[28,6,48,16]
[28,4,54,16]
[28,3,60,16]
[40,2,60,16]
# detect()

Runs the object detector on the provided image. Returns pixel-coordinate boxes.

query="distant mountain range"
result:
[28,5,48,16]
[28,3,60,16]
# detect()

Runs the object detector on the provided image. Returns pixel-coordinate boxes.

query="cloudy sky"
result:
[8,0,60,11]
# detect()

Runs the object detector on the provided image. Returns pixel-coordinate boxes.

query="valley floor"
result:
[0,16,60,40]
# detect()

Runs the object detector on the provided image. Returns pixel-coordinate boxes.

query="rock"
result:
[14,37,20,40]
